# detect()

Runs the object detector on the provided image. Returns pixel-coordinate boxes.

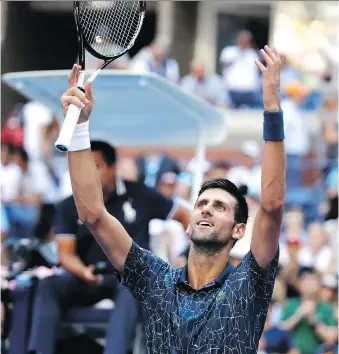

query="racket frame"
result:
[55,0,146,152]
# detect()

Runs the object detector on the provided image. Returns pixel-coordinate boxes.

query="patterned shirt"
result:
[117,241,279,354]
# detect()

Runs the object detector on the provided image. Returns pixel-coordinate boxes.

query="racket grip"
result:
[55,104,83,152]
[55,70,85,152]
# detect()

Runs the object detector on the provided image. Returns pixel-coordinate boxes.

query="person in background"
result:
[281,270,337,354]
[219,30,260,108]
[280,54,302,100]
[180,59,225,106]
[149,172,191,265]
[7,147,56,239]
[131,37,180,83]
[260,302,300,354]
[205,160,231,180]
[281,81,310,191]
[20,100,59,161]
[136,151,181,189]
[298,222,332,275]
[226,140,262,196]
[28,141,190,354]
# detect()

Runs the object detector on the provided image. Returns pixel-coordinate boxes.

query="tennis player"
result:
[61,45,285,353]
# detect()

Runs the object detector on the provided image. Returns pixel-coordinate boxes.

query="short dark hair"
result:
[91,141,117,166]
[198,178,249,225]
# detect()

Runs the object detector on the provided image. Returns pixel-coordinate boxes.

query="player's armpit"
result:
[85,209,133,274]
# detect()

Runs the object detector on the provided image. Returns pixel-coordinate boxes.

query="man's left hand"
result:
[255,45,281,112]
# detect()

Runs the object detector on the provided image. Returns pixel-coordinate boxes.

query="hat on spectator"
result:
[285,80,309,98]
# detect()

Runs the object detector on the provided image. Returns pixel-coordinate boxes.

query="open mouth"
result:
[198,221,214,227]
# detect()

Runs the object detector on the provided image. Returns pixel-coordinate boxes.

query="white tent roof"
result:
[2,70,227,147]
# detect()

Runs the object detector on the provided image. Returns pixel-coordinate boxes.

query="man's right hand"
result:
[61,64,94,123]
[82,265,102,287]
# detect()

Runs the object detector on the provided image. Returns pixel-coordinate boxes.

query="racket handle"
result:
[55,104,83,152]
[55,71,85,152]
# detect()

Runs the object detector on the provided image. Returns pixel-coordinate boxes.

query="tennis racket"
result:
[55,1,146,152]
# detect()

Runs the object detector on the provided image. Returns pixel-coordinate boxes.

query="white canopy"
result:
[2,70,227,200]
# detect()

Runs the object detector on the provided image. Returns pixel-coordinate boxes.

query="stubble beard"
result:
[189,229,231,257]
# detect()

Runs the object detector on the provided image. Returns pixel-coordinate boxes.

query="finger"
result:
[272,47,281,64]
[84,81,93,102]
[254,59,267,73]
[61,95,85,109]
[260,48,274,66]
[67,86,88,102]
[264,45,278,63]
[68,64,79,89]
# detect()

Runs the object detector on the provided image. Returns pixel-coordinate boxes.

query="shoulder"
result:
[123,180,148,194]
[233,248,279,282]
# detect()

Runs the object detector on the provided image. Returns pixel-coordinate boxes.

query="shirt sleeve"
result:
[237,247,279,299]
[281,299,299,321]
[117,241,173,305]
[53,198,77,238]
[145,186,177,221]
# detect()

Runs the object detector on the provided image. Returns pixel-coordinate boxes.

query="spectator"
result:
[281,270,337,354]
[206,160,231,180]
[180,59,225,106]
[20,100,59,161]
[0,143,21,204]
[131,38,180,83]
[27,141,190,354]
[281,81,311,191]
[219,30,260,108]
[260,302,299,353]
[280,54,302,100]
[149,172,191,265]
[226,140,261,196]
[298,222,332,275]
[7,147,57,239]
[136,151,181,188]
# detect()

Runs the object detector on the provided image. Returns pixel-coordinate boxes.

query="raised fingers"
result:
[68,64,81,88]
[61,86,89,108]
[61,95,85,109]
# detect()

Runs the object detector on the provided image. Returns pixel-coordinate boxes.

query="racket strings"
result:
[78,1,142,58]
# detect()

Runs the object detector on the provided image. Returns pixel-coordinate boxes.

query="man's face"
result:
[189,188,245,254]
[158,182,175,198]
[299,272,321,299]
[92,151,115,190]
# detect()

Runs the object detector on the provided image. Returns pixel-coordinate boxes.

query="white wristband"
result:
[69,121,91,152]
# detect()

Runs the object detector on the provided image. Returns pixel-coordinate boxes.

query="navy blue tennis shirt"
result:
[115,241,279,354]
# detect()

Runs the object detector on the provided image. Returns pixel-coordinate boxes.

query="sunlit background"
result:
[1,2,338,354]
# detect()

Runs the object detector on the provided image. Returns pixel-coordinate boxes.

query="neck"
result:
[102,179,116,201]
[187,242,232,289]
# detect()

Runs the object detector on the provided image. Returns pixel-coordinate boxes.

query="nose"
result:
[201,202,212,216]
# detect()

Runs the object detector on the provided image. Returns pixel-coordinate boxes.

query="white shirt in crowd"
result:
[0,162,22,203]
[219,46,259,92]
[226,165,262,196]
[21,161,58,204]
[149,197,191,263]
[131,57,180,83]
[21,101,54,160]
[281,99,310,156]
[298,245,332,273]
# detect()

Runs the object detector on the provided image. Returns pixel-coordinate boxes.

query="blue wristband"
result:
[263,110,285,141]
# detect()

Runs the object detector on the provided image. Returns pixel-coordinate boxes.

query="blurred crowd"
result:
[1,29,338,354]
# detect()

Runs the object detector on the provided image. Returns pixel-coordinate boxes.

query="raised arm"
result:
[250,46,286,269]
[61,64,132,273]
